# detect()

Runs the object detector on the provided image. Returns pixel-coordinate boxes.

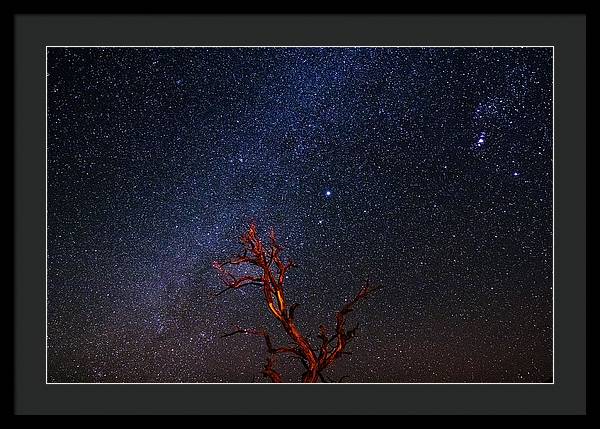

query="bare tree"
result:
[213,223,382,383]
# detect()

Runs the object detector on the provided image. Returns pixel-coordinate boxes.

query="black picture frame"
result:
[14,14,586,414]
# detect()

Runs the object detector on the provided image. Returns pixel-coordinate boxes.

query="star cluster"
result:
[47,47,553,383]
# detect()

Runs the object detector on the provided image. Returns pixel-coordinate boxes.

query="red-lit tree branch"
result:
[213,223,382,383]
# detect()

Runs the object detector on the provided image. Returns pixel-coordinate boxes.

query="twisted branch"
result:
[214,223,381,382]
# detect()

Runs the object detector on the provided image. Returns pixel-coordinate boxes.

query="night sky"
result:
[47,47,553,383]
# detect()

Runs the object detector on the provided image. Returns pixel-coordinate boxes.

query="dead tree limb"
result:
[213,223,381,383]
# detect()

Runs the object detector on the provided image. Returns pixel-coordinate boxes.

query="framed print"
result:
[14,13,586,414]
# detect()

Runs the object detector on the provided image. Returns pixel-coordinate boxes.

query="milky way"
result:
[47,47,553,383]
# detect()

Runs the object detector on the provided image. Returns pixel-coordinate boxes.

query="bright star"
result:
[325,190,332,197]
[476,132,486,147]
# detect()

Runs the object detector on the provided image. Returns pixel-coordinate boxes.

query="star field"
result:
[47,47,553,383]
